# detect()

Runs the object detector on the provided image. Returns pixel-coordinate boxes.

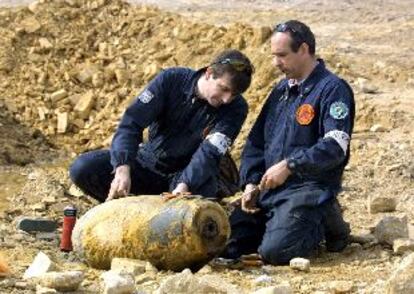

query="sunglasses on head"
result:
[274,22,305,44]
[214,58,255,74]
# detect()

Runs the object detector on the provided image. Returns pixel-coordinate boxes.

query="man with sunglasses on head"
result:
[222,20,355,265]
[69,49,254,203]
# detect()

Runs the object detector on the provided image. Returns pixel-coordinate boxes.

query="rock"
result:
[385,252,414,293]
[156,269,240,294]
[329,281,354,293]
[18,17,42,33]
[111,258,146,276]
[23,252,56,279]
[374,216,409,246]
[17,217,57,233]
[37,271,84,292]
[76,65,100,84]
[254,275,273,285]
[197,265,213,274]
[36,285,58,294]
[74,91,95,119]
[289,257,310,272]
[100,271,135,294]
[368,196,397,213]
[370,124,387,132]
[251,283,293,294]
[38,38,53,51]
[50,89,68,103]
[393,239,414,255]
[57,112,69,134]
[357,77,378,94]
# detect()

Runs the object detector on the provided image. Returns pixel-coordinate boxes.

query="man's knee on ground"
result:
[69,157,88,185]
[258,235,314,265]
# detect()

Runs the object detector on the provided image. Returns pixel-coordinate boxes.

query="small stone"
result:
[251,283,293,294]
[289,257,310,272]
[357,77,378,94]
[74,91,95,119]
[374,216,409,246]
[57,112,69,134]
[329,280,354,293]
[254,274,273,285]
[368,196,397,213]
[111,258,146,276]
[37,271,84,292]
[38,38,53,50]
[50,89,67,103]
[36,285,58,294]
[23,252,56,279]
[100,271,135,294]
[393,238,414,255]
[370,124,387,132]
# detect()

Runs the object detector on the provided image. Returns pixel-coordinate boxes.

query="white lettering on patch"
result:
[206,132,231,155]
[324,130,350,155]
[138,89,154,104]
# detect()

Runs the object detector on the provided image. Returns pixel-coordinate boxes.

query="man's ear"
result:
[299,42,309,55]
[205,67,213,80]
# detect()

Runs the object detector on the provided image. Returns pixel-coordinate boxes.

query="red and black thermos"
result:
[60,205,77,252]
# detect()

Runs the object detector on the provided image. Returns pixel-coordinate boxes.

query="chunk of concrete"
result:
[289,257,310,272]
[74,91,95,119]
[100,271,135,294]
[374,216,409,246]
[23,252,56,279]
[37,271,84,292]
[110,258,146,276]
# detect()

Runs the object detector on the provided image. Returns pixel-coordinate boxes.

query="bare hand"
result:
[241,184,261,214]
[260,160,291,190]
[106,165,131,202]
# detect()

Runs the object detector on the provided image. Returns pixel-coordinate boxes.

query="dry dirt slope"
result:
[0,0,413,293]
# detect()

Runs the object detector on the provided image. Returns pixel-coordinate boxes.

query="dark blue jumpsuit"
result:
[69,67,248,202]
[224,60,355,264]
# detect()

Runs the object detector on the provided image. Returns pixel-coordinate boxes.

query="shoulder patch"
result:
[138,89,154,104]
[329,101,349,120]
[296,104,315,125]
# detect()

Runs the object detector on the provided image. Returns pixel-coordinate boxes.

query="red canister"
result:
[60,205,77,252]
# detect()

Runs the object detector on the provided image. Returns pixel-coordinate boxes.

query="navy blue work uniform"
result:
[70,67,248,202]
[224,60,355,264]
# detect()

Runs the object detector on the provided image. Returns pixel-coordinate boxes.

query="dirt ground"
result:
[0,0,413,293]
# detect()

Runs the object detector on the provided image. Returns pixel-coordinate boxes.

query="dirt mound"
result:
[0,0,385,163]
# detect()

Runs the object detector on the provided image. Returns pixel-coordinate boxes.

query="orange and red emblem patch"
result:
[296,104,315,125]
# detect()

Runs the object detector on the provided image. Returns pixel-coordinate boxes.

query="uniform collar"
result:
[184,67,206,100]
[296,58,326,97]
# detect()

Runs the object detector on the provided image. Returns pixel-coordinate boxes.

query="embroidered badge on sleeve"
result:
[138,89,154,104]
[296,104,315,125]
[329,101,349,120]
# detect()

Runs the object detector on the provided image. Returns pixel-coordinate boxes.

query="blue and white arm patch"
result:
[206,132,231,155]
[138,89,154,104]
[329,101,349,120]
[324,130,350,155]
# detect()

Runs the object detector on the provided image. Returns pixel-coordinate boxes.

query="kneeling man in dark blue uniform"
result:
[69,49,254,202]
[222,20,355,264]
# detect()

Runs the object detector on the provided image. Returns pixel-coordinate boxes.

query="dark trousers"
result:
[222,187,348,265]
[69,150,217,202]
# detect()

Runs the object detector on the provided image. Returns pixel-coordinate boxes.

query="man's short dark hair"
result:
[209,49,254,95]
[273,20,316,55]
